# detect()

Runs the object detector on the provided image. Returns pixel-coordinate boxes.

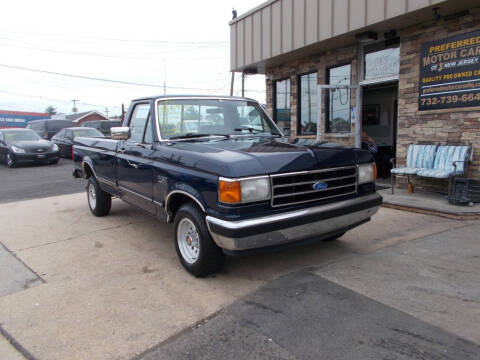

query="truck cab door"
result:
[116,103,156,214]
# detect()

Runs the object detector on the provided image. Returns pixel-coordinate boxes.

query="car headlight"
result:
[51,143,59,152]
[358,163,377,184]
[219,176,270,204]
[11,145,26,154]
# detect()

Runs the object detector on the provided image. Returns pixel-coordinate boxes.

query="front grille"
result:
[271,166,357,207]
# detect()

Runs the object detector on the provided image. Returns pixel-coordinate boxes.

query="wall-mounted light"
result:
[432,7,442,21]
[355,31,378,44]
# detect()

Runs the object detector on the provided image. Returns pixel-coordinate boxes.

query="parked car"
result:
[26,119,75,140]
[80,120,122,136]
[52,127,105,158]
[0,128,59,167]
[73,95,381,277]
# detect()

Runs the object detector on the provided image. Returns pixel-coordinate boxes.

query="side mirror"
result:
[111,127,130,140]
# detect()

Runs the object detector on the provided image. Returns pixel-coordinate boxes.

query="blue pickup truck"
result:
[73,95,381,277]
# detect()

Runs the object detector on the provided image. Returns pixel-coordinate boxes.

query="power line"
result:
[0,89,121,109]
[0,63,231,91]
[0,41,228,61]
[0,27,228,45]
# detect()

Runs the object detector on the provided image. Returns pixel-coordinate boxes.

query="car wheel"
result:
[322,232,345,242]
[49,159,59,165]
[87,177,111,217]
[6,152,15,168]
[174,203,225,277]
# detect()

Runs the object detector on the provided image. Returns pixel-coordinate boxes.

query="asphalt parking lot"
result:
[0,158,84,204]
[0,164,479,359]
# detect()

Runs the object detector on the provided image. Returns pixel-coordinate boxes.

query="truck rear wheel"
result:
[174,203,225,277]
[87,177,111,217]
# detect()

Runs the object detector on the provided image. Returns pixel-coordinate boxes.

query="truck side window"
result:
[143,115,152,144]
[129,104,150,143]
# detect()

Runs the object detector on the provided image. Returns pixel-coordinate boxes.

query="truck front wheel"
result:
[87,177,111,217]
[174,203,225,277]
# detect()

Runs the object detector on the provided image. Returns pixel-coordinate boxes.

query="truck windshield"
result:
[156,99,281,140]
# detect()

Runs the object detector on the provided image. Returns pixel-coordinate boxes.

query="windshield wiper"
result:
[234,126,263,133]
[168,133,230,140]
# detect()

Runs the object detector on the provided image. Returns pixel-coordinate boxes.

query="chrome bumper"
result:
[206,193,382,251]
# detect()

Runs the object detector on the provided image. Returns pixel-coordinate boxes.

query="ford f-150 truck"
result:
[73,95,382,277]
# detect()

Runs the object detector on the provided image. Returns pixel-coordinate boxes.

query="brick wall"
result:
[397,8,480,181]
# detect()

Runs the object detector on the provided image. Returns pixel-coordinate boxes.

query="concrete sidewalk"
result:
[0,193,474,359]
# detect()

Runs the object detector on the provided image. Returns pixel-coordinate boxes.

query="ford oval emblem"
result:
[313,181,328,191]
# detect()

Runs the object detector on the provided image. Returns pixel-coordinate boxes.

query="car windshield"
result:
[156,99,281,140]
[3,130,41,142]
[72,129,105,138]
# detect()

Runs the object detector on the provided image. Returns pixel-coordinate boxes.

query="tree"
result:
[45,105,57,115]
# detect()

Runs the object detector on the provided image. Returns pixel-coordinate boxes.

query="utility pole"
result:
[230,72,235,96]
[105,107,109,118]
[241,73,245,97]
[72,99,79,113]
[163,59,167,96]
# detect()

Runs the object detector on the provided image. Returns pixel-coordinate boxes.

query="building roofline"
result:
[229,0,277,25]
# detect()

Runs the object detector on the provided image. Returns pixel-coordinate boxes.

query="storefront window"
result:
[327,64,351,133]
[365,47,399,81]
[274,78,291,133]
[298,72,318,135]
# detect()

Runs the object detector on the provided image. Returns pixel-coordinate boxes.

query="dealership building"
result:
[0,110,49,128]
[229,0,480,189]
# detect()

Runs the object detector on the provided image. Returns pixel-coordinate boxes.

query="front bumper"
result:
[11,151,59,163]
[206,193,382,251]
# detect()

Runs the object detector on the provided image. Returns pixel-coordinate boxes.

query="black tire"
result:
[49,159,59,165]
[87,177,111,217]
[174,203,225,277]
[322,232,345,242]
[6,152,15,168]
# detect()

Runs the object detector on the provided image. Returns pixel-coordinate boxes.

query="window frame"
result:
[273,77,292,132]
[325,62,352,134]
[127,102,151,144]
[297,71,318,136]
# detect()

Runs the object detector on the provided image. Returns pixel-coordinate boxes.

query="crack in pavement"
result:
[12,220,150,253]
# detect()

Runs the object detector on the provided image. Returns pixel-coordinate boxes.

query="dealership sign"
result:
[419,30,480,111]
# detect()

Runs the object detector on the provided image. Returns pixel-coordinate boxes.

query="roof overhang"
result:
[229,0,478,74]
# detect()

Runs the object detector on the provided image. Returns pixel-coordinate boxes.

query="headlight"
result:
[51,144,59,152]
[11,145,26,154]
[358,163,377,184]
[219,176,270,204]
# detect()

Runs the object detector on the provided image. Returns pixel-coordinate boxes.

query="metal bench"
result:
[417,145,472,195]
[390,144,437,194]
[390,144,472,195]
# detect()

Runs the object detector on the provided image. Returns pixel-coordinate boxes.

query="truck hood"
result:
[156,137,373,178]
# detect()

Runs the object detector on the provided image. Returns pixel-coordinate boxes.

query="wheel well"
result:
[167,193,203,222]
[83,163,94,179]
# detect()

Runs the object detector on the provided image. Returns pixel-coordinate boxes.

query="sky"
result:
[0,0,266,116]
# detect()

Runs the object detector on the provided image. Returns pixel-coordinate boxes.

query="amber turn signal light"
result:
[373,163,377,181]
[219,180,241,203]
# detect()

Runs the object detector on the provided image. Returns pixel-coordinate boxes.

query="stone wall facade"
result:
[265,7,480,189]
[397,8,480,181]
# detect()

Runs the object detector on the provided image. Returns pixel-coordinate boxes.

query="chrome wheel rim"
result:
[177,218,200,264]
[88,183,97,209]
[7,154,13,167]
